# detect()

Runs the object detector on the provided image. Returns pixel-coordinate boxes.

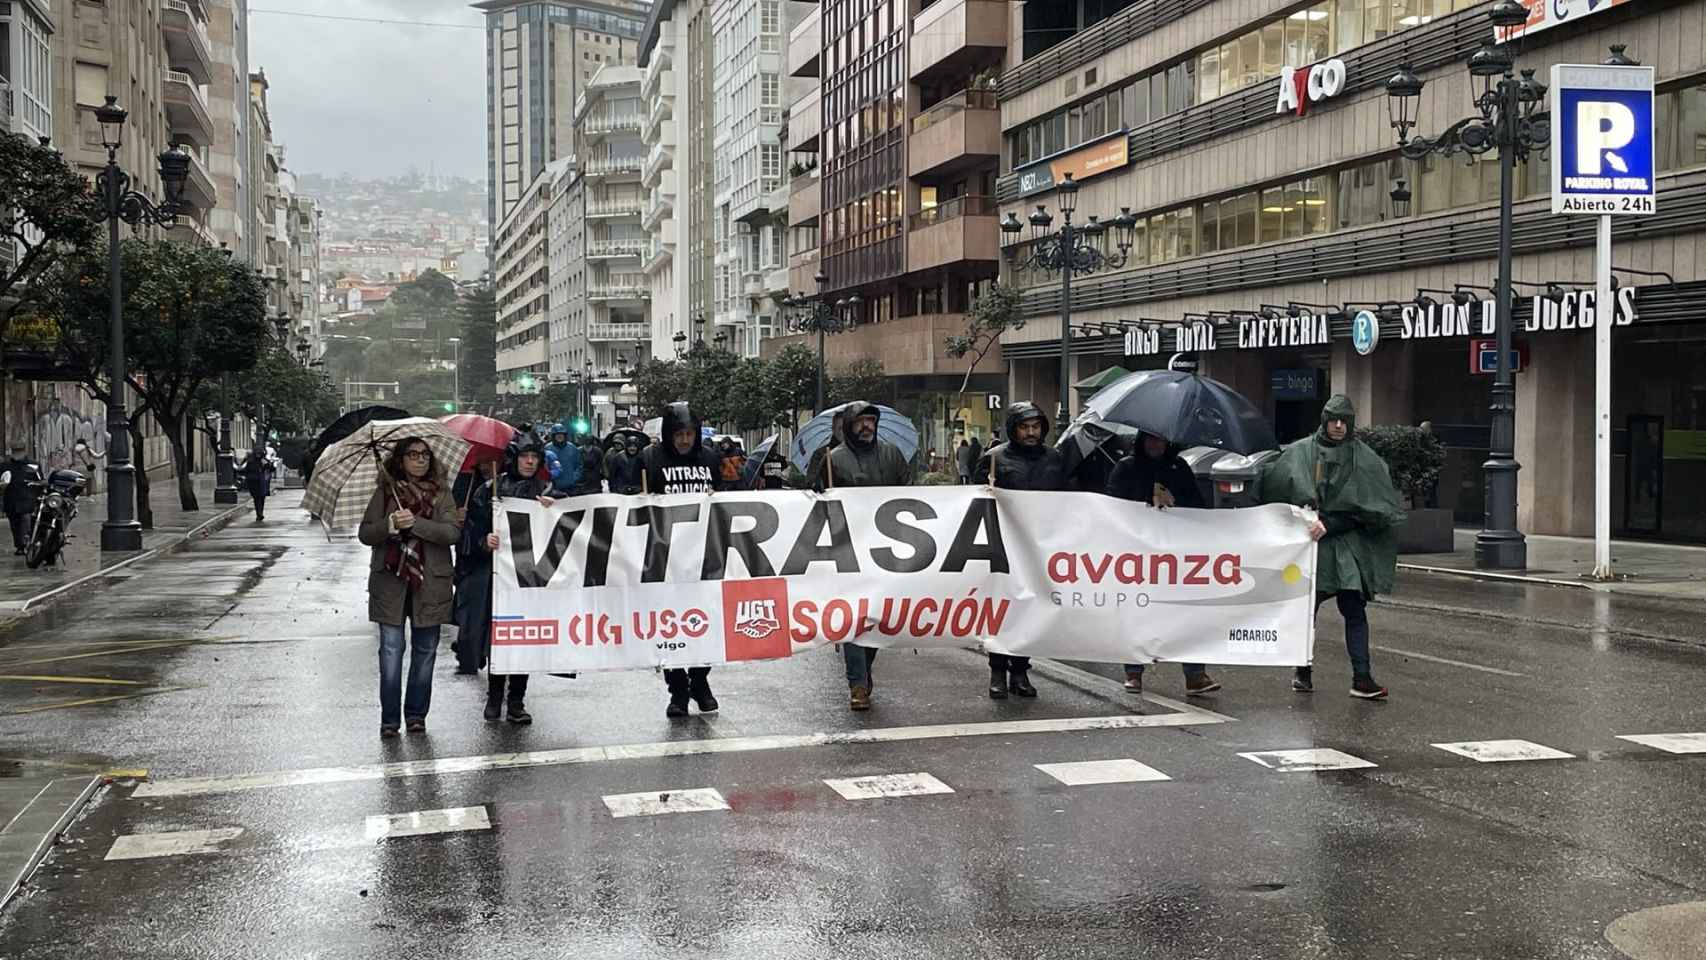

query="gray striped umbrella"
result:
[302,417,471,531]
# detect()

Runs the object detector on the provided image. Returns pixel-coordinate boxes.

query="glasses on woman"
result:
[404,449,432,461]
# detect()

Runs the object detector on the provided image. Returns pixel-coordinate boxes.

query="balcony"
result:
[642,45,672,101]
[589,322,650,342]
[643,131,674,186]
[161,0,214,85]
[582,109,643,140]
[587,238,650,260]
[765,266,790,298]
[789,169,821,225]
[787,3,821,78]
[180,148,218,212]
[760,312,1001,377]
[641,191,673,232]
[584,156,644,181]
[644,92,671,140]
[643,234,673,274]
[906,195,1000,274]
[161,70,215,147]
[910,0,1008,87]
[909,89,1001,179]
[788,87,820,152]
[587,198,644,219]
[743,270,765,298]
[587,284,650,303]
[767,180,792,216]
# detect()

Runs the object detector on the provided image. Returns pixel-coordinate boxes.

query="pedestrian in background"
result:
[2,442,40,556]
[978,402,1068,699]
[574,433,605,496]
[239,440,277,522]
[639,401,727,718]
[824,401,911,711]
[544,424,581,496]
[1105,429,1221,699]
[358,437,460,737]
[955,438,973,483]
[1260,394,1401,699]
[607,440,644,494]
[474,432,556,722]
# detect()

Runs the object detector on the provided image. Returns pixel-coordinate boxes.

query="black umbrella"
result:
[302,405,409,482]
[1078,370,1276,456]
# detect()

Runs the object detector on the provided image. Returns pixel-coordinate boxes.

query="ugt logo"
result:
[722,578,792,662]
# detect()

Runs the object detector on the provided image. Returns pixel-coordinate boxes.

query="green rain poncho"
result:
[1259,395,1406,597]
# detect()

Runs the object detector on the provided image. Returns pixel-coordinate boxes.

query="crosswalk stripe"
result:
[602,788,730,818]
[104,828,244,862]
[1616,733,1706,754]
[1238,748,1377,772]
[1035,759,1171,785]
[824,772,954,800]
[365,806,491,840]
[1430,739,1575,763]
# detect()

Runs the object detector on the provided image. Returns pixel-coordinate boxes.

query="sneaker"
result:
[988,668,1009,700]
[405,718,426,734]
[483,696,502,721]
[1008,672,1038,698]
[380,725,400,739]
[849,684,872,711]
[1185,673,1222,697]
[1123,674,1143,696]
[1350,677,1389,700]
[689,678,719,714]
[1292,668,1314,693]
[666,696,689,718]
[506,700,533,724]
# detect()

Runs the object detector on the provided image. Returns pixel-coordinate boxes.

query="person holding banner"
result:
[824,401,912,711]
[1105,430,1222,699]
[976,401,1069,699]
[804,408,847,492]
[474,433,557,724]
[640,401,728,718]
[1259,395,1399,700]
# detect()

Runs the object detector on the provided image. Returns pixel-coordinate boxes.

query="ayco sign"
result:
[1276,59,1348,116]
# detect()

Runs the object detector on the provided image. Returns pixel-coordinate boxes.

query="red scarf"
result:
[382,478,438,590]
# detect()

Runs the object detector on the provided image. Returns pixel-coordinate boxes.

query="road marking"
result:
[1369,645,1526,678]
[0,640,196,668]
[602,789,731,818]
[824,772,954,801]
[1616,733,1706,754]
[1024,657,1240,722]
[1431,739,1575,763]
[133,711,1229,799]
[0,674,148,686]
[365,805,491,840]
[8,687,189,715]
[104,828,244,861]
[1239,748,1377,772]
[1035,759,1171,786]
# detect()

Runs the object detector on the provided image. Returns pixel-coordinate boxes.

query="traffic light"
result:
[518,374,536,391]
[572,417,590,435]
[442,401,456,413]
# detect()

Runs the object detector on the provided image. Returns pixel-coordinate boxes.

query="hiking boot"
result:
[483,695,502,721]
[1008,671,1038,698]
[689,677,719,714]
[380,724,400,739]
[1350,676,1389,700]
[988,668,1009,700]
[1185,673,1222,697]
[506,700,533,725]
[1123,674,1143,696]
[405,718,426,734]
[849,685,872,711]
[1292,668,1314,693]
[666,696,690,718]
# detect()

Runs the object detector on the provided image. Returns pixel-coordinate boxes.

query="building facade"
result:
[494,156,572,395]
[204,0,252,260]
[993,0,1706,542]
[2,0,55,142]
[475,0,650,237]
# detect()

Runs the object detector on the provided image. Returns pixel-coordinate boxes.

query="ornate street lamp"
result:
[783,269,849,413]
[90,97,191,550]
[1000,172,1138,428]
[1383,0,1549,570]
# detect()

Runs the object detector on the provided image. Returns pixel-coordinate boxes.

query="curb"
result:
[1375,594,1706,652]
[0,775,100,914]
[1397,561,1602,591]
[0,502,249,616]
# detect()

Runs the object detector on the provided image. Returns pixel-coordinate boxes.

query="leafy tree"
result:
[630,357,687,417]
[827,358,889,407]
[945,282,1024,413]
[685,345,742,428]
[726,356,779,433]
[194,346,341,446]
[456,286,498,409]
[527,382,584,427]
[0,133,99,350]
[764,343,819,429]
[394,368,458,421]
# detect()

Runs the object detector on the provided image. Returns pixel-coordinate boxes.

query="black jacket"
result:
[826,401,911,487]
[607,449,644,493]
[641,401,725,494]
[2,456,41,514]
[1104,445,1204,508]
[573,443,605,495]
[979,402,1068,491]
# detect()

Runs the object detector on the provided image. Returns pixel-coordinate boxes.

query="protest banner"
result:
[489,487,1317,674]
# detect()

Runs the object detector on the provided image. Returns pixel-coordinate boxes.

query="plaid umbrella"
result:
[302,417,472,531]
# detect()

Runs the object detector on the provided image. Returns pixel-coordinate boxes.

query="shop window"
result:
[1260,21,1284,79]
[1199,46,1222,102]
[1260,186,1287,243]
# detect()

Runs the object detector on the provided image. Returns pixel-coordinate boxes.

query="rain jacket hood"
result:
[660,401,703,456]
[1003,402,1050,458]
[1318,394,1357,445]
[843,401,882,451]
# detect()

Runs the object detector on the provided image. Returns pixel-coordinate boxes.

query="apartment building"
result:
[494,156,573,395]
[546,160,584,380]
[287,194,323,359]
[1,0,55,142]
[475,0,651,237]
[204,0,253,260]
[994,0,1706,542]
[638,0,707,358]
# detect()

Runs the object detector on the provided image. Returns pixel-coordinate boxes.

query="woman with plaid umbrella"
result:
[357,436,461,737]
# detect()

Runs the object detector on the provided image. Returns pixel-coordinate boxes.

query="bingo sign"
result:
[1550,63,1656,216]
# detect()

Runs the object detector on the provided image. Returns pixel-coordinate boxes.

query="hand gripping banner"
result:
[489,488,1317,674]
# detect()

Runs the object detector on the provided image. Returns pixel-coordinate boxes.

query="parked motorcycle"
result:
[23,442,93,569]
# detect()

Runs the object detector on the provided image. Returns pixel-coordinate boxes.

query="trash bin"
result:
[1209,449,1280,509]
[1178,446,1236,508]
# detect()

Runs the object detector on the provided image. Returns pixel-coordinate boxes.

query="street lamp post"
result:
[1000,173,1138,428]
[90,97,191,551]
[446,337,462,412]
[213,371,239,504]
[782,270,849,413]
[1384,0,1547,570]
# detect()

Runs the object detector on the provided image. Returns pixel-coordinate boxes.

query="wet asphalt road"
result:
[1,490,1703,959]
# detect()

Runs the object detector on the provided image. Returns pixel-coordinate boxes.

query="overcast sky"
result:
[249,1,487,182]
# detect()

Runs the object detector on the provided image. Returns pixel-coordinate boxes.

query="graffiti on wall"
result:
[32,385,107,472]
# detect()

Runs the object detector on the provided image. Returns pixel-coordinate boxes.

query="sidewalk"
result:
[0,473,247,613]
[1400,527,1706,601]
[0,771,101,911]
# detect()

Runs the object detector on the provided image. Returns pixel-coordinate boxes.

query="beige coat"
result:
[357,483,461,626]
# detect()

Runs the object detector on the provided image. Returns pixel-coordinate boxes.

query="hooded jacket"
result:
[573,438,605,495]
[825,401,911,488]
[2,453,40,515]
[1104,433,1204,508]
[607,444,644,494]
[545,425,582,495]
[1259,394,1404,596]
[979,402,1068,491]
[640,402,723,494]
[460,433,552,577]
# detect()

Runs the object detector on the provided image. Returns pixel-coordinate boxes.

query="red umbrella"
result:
[438,414,517,474]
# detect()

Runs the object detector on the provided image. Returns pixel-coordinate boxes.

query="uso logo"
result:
[491,616,560,645]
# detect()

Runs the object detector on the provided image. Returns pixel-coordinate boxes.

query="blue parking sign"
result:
[1550,64,1656,216]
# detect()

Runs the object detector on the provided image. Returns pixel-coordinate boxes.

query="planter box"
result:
[1398,507,1455,554]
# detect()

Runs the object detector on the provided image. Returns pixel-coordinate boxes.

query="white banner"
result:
[489,488,1318,674]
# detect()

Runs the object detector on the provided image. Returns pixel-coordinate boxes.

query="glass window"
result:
[1392,0,1427,29]
[1302,3,1332,61]
[1199,202,1220,254]
[1129,218,1149,265]
[1126,76,1150,127]
[1176,205,1196,258]
[1067,105,1083,147]
[1219,42,1241,96]
[1199,47,1221,102]
[1108,90,1124,130]
[1259,186,1286,242]
[1334,0,1363,52]
[1044,113,1065,155]
[1284,13,1308,68]
[1299,175,1331,234]
[1364,0,1390,42]
[1086,97,1106,139]
[1671,85,1706,170]
[1149,214,1166,263]
[1261,21,1285,79]
[1239,33,1262,89]
[1416,153,1450,213]
[1229,191,1258,247]
[1180,60,1197,111]
[1282,181,1307,239]
[1150,70,1166,120]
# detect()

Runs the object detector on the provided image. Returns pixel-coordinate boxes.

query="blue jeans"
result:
[1125,663,1207,679]
[844,643,878,689]
[379,622,440,727]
